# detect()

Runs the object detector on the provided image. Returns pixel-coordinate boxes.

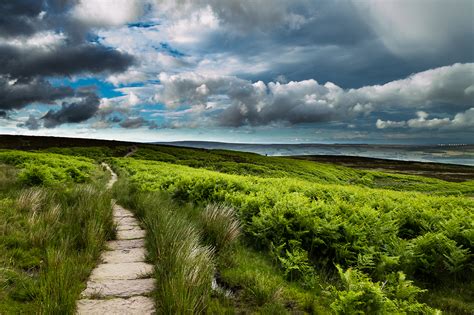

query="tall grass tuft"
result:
[17,188,46,216]
[147,211,214,314]
[201,203,241,254]
[114,182,215,314]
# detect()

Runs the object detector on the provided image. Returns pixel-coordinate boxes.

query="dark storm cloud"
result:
[0,77,74,111]
[42,91,100,128]
[159,0,473,87]
[0,0,136,122]
[119,117,148,129]
[17,115,41,130]
[0,0,46,37]
[0,44,135,79]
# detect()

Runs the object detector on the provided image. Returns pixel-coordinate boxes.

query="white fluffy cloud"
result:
[107,70,147,86]
[72,0,146,27]
[5,31,67,50]
[153,63,474,127]
[346,63,474,111]
[377,108,474,130]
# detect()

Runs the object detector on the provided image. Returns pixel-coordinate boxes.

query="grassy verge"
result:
[113,177,214,313]
[0,159,114,314]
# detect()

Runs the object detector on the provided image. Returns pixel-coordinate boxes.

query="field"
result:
[0,135,473,314]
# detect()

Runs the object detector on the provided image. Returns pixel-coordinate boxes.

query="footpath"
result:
[76,164,155,314]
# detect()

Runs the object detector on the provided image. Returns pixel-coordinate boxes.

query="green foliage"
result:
[112,182,214,314]
[111,157,473,312]
[0,161,114,313]
[0,150,96,186]
[127,145,474,196]
[331,266,389,314]
[405,232,471,280]
[42,146,130,160]
[331,266,437,315]
[112,158,473,282]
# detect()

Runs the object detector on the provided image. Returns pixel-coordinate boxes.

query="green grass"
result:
[37,144,474,196]
[127,146,474,196]
[113,178,214,314]
[2,144,473,313]
[112,174,329,314]
[0,153,114,314]
[214,243,331,314]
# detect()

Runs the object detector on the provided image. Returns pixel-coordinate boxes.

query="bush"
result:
[404,232,471,280]
[18,165,56,186]
[331,266,437,314]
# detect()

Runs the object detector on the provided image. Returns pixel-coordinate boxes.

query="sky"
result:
[0,0,473,144]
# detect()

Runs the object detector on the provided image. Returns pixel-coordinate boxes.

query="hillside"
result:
[0,135,473,313]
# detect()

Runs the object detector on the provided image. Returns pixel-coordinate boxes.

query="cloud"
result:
[17,115,40,130]
[375,119,406,129]
[346,63,474,112]
[0,76,74,111]
[354,0,474,60]
[155,63,474,127]
[376,108,474,130]
[0,43,135,79]
[42,91,100,128]
[119,117,148,128]
[107,70,147,86]
[0,0,136,126]
[72,0,146,28]
[0,0,46,38]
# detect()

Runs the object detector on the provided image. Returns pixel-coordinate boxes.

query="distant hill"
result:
[1,135,473,166]
[156,141,474,166]
[0,135,138,150]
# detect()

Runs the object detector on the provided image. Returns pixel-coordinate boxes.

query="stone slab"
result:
[101,248,146,263]
[116,224,141,231]
[113,206,134,217]
[90,262,153,280]
[107,239,145,250]
[77,296,155,314]
[81,279,155,298]
[114,216,140,226]
[117,229,146,240]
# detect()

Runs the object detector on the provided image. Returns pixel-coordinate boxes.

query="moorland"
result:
[0,135,473,314]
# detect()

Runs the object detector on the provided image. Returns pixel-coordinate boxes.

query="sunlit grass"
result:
[113,179,214,314]
[0,160,114,314]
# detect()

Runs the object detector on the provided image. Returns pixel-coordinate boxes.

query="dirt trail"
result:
[76,164,155,314]
[124,145,138,158]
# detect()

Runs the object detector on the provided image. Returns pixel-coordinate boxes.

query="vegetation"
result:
[0,152,114,314]
[126,146,474,196]
[1,138,473,314]
[111,156,473,314]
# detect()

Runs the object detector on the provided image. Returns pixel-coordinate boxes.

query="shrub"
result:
[404,232,471,280]
[18,165,56,186]
[331,266,437,314]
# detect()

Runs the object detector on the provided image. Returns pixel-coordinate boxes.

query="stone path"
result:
[76,165,155,314]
